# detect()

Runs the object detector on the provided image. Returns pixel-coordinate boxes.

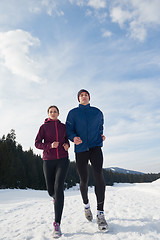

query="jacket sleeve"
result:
[99,111,104,135]
[64,127,70,146]
[35,125,52,151]
[66,111,77,142]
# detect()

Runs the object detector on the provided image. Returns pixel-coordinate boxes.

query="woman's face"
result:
[48,107,59,120]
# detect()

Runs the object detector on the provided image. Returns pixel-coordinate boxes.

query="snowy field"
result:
[0,179,160,240]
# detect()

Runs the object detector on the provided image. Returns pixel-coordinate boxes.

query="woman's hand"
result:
[51,142,59,148]
[63,143,70,151]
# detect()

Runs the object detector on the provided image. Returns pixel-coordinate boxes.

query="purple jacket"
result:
[35,118,69,160]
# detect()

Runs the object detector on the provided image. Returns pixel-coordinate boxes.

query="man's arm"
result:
[99,111,104,135]
[99,111,105,141]
[66,111,82,145]
[66,111,77,142]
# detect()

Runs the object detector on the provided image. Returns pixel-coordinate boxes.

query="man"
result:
[66,89,108,232]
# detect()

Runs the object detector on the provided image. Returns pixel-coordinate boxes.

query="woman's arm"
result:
[35,126,52,151]
[63,129,70,151]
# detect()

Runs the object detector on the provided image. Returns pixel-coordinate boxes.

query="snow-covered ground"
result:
[0,179,160,240]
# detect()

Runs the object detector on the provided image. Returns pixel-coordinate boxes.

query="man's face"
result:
[79,92,90,105]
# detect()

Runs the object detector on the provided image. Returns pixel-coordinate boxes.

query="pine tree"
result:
[0,130,160,190]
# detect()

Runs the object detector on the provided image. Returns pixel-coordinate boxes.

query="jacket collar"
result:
[79,103,90,109]
[44,118,60,123]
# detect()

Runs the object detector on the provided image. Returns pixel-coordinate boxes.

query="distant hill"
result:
[104,167,144,175]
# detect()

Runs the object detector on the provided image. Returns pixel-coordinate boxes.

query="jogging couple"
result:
[35,89,108,238]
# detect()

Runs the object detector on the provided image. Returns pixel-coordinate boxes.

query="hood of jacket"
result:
[44,118,61,124]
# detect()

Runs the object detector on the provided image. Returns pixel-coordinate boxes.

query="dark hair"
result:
[47,105,59,114]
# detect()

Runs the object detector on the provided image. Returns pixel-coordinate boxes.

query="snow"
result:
[0,179,160,240]
[111,168,115,171]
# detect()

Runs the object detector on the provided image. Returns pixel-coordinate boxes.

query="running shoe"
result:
[53,222,62,238]
[97,213,109,232]
[84,207,93,221]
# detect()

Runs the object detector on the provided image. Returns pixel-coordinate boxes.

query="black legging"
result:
[43,158,69,224]
[76,147,105,211]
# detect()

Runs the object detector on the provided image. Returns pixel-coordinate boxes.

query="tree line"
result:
[0,130,160,190]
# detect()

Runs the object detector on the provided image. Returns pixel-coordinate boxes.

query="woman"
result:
[35,105,70,238]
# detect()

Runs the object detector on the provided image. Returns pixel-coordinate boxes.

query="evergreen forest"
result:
[0,130,160,190]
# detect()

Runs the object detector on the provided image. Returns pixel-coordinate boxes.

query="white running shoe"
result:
[97,212,109,232]
[84,207,93,221]
[53,222,62,238]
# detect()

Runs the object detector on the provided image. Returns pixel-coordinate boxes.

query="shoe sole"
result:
[52,231,62,238]
[52,233,62,239]
[98,226,109,232]
[86,217,93,221]
[85,211,93,222]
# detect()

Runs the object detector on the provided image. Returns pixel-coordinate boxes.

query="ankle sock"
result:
[84,202,90,209]
[97,210,104,216]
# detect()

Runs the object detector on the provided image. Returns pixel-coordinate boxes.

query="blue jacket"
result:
[66,104,104,153]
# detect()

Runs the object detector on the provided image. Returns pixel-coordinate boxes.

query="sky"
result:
[0,0,160,173]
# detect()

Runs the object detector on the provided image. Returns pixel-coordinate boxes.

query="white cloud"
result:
[102,29,112,38]
[69,0,85,7]
[0,0,64,28]
[1,0,160,42]
[68,0,160,41]
[110,0,160,41]
[85,9,92,16]
[0,29,42,83]
[129,21,147,42]
[110,6,132,28]
[69,0,106,9]
[41,0,64,16]
[88,0,106,9]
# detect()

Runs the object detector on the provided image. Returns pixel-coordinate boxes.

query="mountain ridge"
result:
[104,167,144,175]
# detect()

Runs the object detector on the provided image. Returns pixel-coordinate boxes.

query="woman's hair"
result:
[47,105,59,114]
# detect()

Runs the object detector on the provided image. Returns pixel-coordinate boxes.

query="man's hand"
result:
[101,135,106,141]
[51,142,59,148]
[63,143,70,151]
[73,136,82,145]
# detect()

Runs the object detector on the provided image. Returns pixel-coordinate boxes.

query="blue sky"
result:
[0,0,160,173]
